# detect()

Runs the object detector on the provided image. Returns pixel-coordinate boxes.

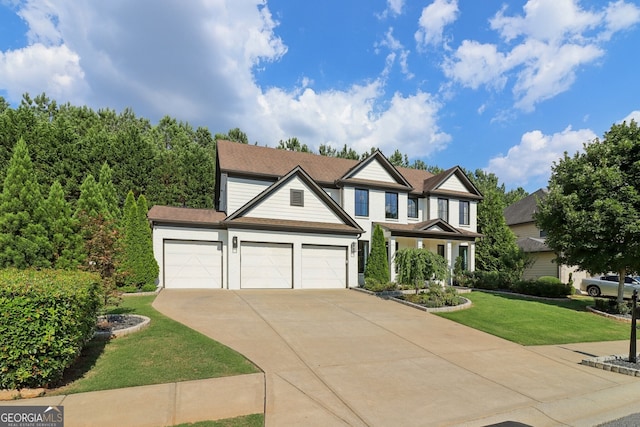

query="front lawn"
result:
[436,291,631,345]
[51,295,259,394]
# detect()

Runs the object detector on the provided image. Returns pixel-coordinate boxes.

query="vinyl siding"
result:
[522,252,558,280]
[351,160,396,183]
[510,222,539,239]
[227,177,271,214]
[438,174,467,193]
[245,177,343,223]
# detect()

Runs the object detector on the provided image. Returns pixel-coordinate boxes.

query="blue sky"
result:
[1,0,639,192]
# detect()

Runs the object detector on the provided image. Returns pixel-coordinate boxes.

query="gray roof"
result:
[504,188,548,226]
[516,236,550,253]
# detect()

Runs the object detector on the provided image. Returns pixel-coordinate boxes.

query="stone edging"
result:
[581,355,640,377]
[350,287,472,312]
[94,314,151,340]
[586,306,634,323]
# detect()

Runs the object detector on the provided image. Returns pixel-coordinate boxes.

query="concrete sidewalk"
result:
[3,289,640,426]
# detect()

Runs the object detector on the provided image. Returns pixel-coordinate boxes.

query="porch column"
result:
[446,241,453,286]
[389,237,397,282]
[469,241,476,272]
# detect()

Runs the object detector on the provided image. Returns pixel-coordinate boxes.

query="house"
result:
[148,140,483,289]
[503,188,585,288]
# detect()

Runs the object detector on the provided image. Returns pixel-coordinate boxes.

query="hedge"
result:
[0,269,101,389]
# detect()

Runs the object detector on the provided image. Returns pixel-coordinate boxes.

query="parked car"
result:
[581,275,640,298]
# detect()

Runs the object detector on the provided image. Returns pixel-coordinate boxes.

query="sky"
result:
[1,0,639,193]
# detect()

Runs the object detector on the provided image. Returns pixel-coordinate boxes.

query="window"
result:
[290,189,304,207]
[408,197,418,218]
[539,229,547,238]
[355,189,369,217]
[459,201,469,225]
[357,240,369,274]
[385,192,398,219]
[458,246,468,271]
[438,198,448,221]
[437,244,445,259]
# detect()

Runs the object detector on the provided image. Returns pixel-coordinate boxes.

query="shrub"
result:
[364,225,389,284]
[404,284,464,308]
[363,278,397,293]
[468,270,512,291]
[0,269,101,389]
[594,298,631,315]
[512,276,573,298]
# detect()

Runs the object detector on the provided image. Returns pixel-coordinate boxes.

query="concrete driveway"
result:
[153,289,640,426]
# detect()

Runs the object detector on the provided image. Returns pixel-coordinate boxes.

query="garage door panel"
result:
[164,240,222,288]
[241,242,292,289]
[302,245,347,289]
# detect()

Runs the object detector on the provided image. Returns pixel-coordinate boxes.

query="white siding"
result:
[227,177,271,214]
[246,177,343,223]
[438,174,468,193]
[351,160,396,183]
[325,188,341,204]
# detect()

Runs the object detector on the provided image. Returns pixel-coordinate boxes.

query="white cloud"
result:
[485,126,597,188]
[384,0,404,17]
[0,43,87,103]
[415,0,459,50]
[443,0,640,111]
[376,28,414,80]
[621,110,640,124]
[256,82,450,158]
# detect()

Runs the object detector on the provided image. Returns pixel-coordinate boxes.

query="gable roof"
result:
[422,166,483,200]
[224,166,363,234]
[516,236,550,253]
[337,150,413,190]
[216,140,435,194]
[376,219,482,241]
[504,188,548,226]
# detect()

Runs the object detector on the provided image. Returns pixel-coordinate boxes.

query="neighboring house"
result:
[504,188,586,288]
[148,140,483,290]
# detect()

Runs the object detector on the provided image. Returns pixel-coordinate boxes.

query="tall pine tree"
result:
[75,174,108,219]
[98,162,120,219]
[364,224,390,284]
[44,180,83,269]
[0,138,52,268]
[136,194,158,288]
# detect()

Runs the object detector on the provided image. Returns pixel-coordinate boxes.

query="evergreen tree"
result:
[75,174,108,219]
[136,194,159,287]
[364,224,390,283]
[121,190,141,287]
[98,162,120,219]
[0,138,52,268]
[44,180,83,269]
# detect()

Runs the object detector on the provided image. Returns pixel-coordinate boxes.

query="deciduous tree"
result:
[395,248,448,294]
[535,120,640,302]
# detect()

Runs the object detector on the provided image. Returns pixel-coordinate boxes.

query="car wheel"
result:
[587,286,601,297]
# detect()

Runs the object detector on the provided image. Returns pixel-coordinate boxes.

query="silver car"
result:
[581,275,640,298]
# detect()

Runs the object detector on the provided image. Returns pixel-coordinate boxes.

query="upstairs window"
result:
[290,189,304,207]
[408,197,418,218]
[385,192,398,219]
[438,198,449,222]
[355,188,369,217]
[459,200,470,225]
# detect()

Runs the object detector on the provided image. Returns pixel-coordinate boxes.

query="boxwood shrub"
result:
[0,269,101,389]
[512,276,573,298]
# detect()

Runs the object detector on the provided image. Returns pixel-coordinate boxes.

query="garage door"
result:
[164,240,222,288]
[241,242,293,289]
[301,245,347,289]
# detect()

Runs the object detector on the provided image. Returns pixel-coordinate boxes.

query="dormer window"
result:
[290,189,304,207]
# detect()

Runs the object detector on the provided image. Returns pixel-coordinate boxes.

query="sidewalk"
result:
[0,374,264,427]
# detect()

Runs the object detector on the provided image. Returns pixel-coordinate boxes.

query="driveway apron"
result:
[153,289,640,426]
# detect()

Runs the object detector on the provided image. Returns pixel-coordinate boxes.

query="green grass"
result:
[437,291,632,345]
[51,295,259,394]
[172,414,264,427]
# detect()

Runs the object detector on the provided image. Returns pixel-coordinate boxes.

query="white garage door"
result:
[241,242,293,289]
[301,245,347,289]
[164,240,222,289]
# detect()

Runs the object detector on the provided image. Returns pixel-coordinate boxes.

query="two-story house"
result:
[504,188,585,289]
[148,140,482,289]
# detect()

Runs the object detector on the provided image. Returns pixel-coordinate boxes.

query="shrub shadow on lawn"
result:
[51,337,108,390]
[476,289,592,313]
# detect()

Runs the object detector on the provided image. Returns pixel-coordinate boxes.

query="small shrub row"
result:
[466,271,573,298]
[363,278,397,293]
[403,284,464,308]
[0,269,102,389]
[593,298,636,316]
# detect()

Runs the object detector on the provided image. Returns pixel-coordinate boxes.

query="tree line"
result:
[0,93,528,278]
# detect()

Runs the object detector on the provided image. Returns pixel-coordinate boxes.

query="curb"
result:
[94,314,151,339]
[581,354,640,377]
